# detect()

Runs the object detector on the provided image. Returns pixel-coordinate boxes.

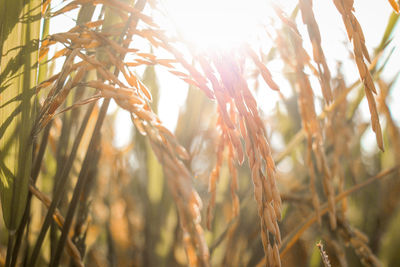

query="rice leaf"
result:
[0,0,41,231]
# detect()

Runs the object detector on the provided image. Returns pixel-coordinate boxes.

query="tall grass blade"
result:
[0,0,41,231]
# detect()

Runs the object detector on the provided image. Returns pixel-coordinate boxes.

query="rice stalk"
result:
[0,0,41,233]
[1,1,399,266]
[316,241,332,267]
[279,166,399,260]
[275,6,336,229]
[336,215,382,267]
[377,79,400,156]
[197,49,282,266]
[299,0,333,104]
[28,183,83,267]
[49,2,147,265]
[9,123,51,267]
[28,102,96,266]
[388,0,399,12]
[332,0,384,151]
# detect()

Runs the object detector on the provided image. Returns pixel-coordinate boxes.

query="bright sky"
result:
[163,0,270,50]
[49,0,400,150]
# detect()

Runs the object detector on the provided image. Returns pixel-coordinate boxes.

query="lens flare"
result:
[165,0,270,50]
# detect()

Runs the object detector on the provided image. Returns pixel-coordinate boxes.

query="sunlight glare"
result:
[165,0,271,50]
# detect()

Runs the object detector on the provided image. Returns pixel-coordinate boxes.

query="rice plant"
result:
[1,0,400,266]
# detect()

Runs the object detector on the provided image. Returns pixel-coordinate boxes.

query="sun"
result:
[164,0,271,50]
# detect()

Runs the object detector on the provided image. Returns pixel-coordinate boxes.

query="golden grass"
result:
[1,0,399,266]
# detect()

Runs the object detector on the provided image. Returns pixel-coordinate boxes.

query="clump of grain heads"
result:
[199,49,282,266]
[3,0,398,266]
[33,1,211,265]
[158,32,283,263]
